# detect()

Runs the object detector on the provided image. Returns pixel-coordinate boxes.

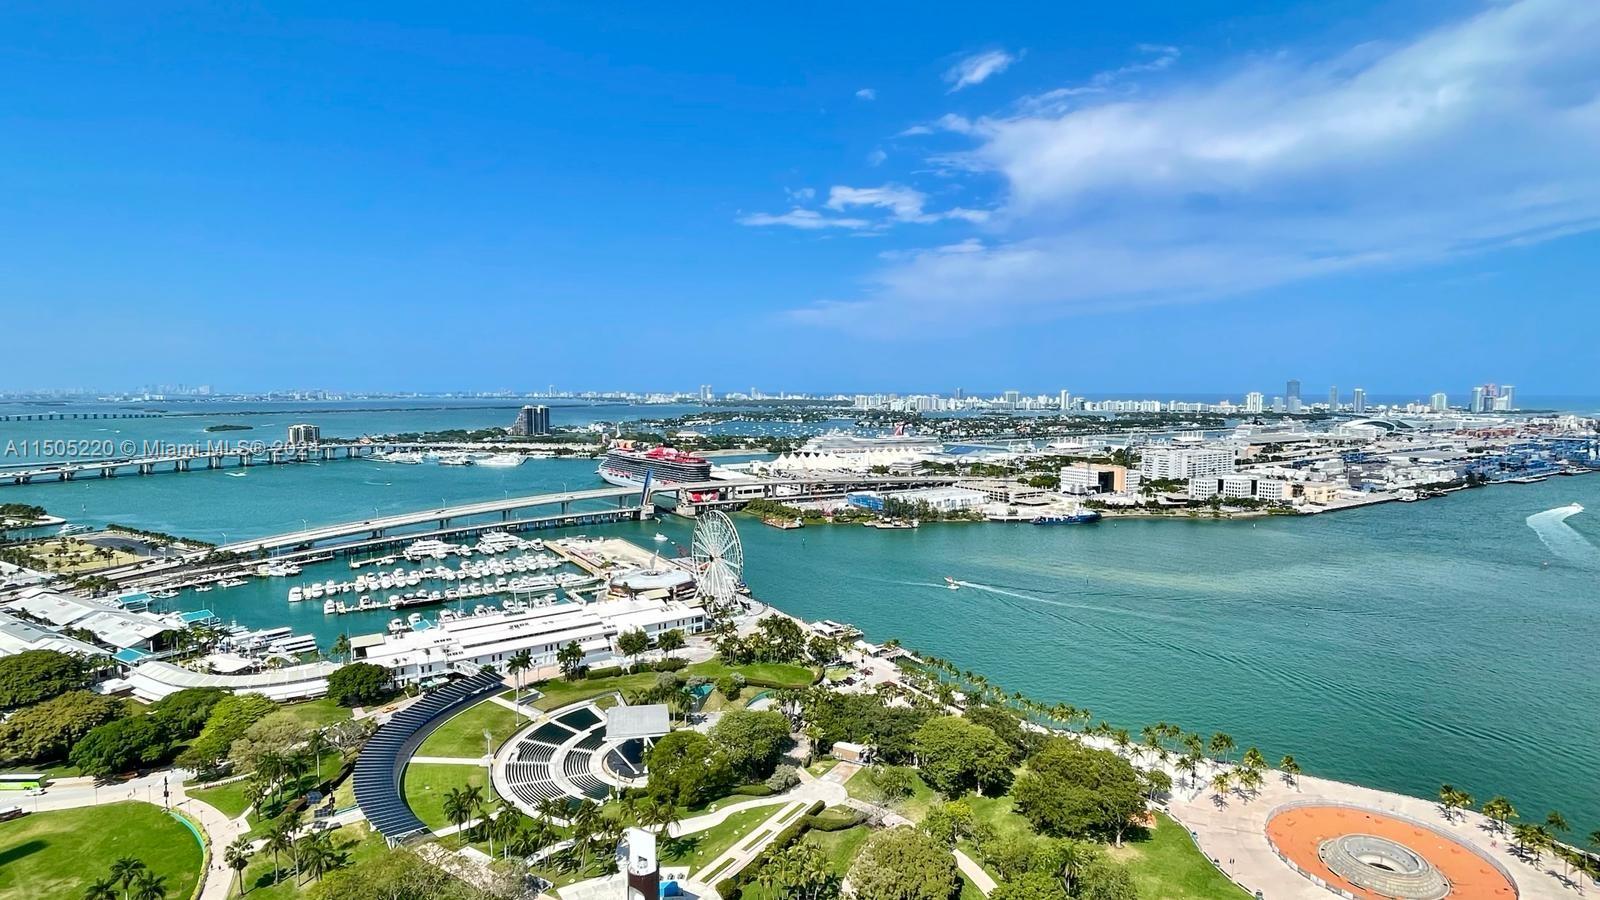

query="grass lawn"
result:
[401,763,499,831]
[805,757,838,777]
[528,660,814,712]
[189,777,255,820]
[10,537,140,574]
[235,822,388,899]
[270,698,353,731]
[0,802,203,900]
[1116,811,1250,900]
[670,805,790,878]
[802,822,869,873]
[0,761,82,781]
[844,767,938,823]
[962,793,1034,844]
[416,698,525,759]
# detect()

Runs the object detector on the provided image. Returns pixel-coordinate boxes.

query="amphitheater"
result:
[491,699,666,815]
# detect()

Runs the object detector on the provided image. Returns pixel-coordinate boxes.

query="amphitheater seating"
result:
[354,670,505,842]
[558,705,601,731]
[500,703,624,808]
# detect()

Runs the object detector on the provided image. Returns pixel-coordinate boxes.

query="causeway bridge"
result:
[0,442,405,487]
[97,473,962,584]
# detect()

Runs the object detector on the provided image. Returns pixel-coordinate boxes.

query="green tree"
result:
[330,634,351,663]
[656,629,686,659]
[848,827,961,900]
[0,649,87,709]
[1076,859,1138,900]
[921,800,978,848]
[1013,739,1144,845]
[709,708,791,783]
[69,716,171,777]
[911,716,1014,797]
[646,730,730,806]
[325,663,390,707]
[990,872,1069,900]
[0,690,127,765]
[616,629,651,672]
[83,876,120,900]
[263,819,296,885]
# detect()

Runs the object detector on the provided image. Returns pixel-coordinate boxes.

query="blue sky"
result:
[2,0,1598,396]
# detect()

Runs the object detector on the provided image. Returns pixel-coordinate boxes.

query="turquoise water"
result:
[3,435,1597,830]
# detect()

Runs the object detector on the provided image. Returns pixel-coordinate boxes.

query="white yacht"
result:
[476,453,525,468]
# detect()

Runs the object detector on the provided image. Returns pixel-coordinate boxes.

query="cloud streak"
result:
[790,0,1600,331]
[944,49,1017,91]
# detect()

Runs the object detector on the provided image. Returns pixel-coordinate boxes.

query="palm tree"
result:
[1237,766,1263,797]
[331,633,350,663]
[111,857,146,900]
[1208,732,1235,768]
[1438,784,1463,821]
[1279,755,1301,789]
[224,837,253,896]
[640,795,680,837]
[1546,811,1571,879]
[442,787,475,847]
[305,729,332,784]
[83,877,120,900]
[262,820,296,885]
[131,871,166,900]
[557,641,584,680]
[508,649,533,706]
[1241,747,1266,772]
[1482,796,1517,834]
[1209,771,1232,799]
[296,832,338,882]
[657,629,686,659]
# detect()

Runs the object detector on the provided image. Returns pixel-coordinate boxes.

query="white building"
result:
[1244,392,1265,413]
[893,486,987,512]
[352,597,705,686]
[1429,392,1449,413]
[1188,473,1289,502]
[1138,446,1236,481]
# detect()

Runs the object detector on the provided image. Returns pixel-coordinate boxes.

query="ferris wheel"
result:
[691,510,744,607]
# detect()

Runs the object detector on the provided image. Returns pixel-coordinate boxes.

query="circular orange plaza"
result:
[1266,804,1517,899]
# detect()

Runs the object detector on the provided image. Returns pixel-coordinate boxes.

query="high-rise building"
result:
[286,423,321,445]
[1471,385,1487,413]
[1352,388,1367,414]
[1286,379,1301,402]
[1429,392,1448,412]
[1244,391,1264,413]
[699,384,713,402]
[1272,396,1285,412]
[1058,389,1071,411]
[1327,386,1338,410]
[509,405,551,436]
[1003,390,1021,406]
[1500,385,1515,410]
[953,387,964,400]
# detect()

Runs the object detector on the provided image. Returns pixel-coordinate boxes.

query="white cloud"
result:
[866,148,888,167]
[944,49,1017,92]
[790,0,1600,330]
[856,88,877,100]
[825,184,991,225]
[738,209,870,230]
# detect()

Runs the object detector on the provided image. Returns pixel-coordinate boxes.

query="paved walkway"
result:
[954,848,996,895]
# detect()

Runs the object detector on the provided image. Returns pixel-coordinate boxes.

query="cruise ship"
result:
[597,442,712,489]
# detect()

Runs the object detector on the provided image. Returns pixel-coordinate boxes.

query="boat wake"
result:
[1525,504,1599,568]
[362,480,393,487]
